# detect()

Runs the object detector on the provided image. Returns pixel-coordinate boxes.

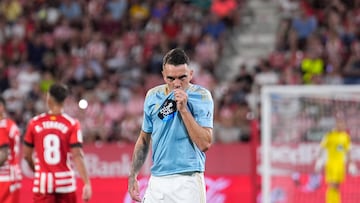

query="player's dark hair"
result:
[0,96,6,108]
[49,83,69,104]
[162,48,189,68]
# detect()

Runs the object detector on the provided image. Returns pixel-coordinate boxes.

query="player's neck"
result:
[48,106,63,115]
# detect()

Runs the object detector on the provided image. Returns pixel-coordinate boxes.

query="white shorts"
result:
[143,172,206,203]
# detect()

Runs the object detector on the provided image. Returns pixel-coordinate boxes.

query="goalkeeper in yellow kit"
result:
[315,116,357,203]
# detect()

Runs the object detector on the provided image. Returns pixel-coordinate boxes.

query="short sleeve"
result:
[141,94,153,133]
[0,128,9,147]
[191,90,214,128]
[70,120,83,146]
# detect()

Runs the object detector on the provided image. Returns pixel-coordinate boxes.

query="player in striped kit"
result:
[23,83,92,203]
[0,97,21,203]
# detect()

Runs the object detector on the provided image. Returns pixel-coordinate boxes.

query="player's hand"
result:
[173,89,188,112]
[128,176,141,202]
[314,158,324,173]
[349,162,358,176]
[82,183,92,202]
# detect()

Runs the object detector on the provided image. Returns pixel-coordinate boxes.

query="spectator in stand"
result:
[3,35,27,64]
[0,0,22,23]
[129,0,150,26]
[10,16,26,40]
[2,80,24,117]
[103,92,126,139]
[278,0,300,20]
[85,31,106,63]
[59,0,82,22]
[124,83,145,119]
[0,61,9,92]
[105,0,128,22]
[214,90,241,143]
[211,0,238,27]
[194,34,219,72]
[79,68,100,91]
[87,0,105,21]
[275,18,292,51]
[191,64,217,92]
[323,10,346,64]
[203,13,226,41]
[27,33,48,71]
[289,8,318,51]
[73,58,103,85]
[162,16,181,43]
[120,113,142,143]
[300,34,324,84]
[343,40,360,84]
[323,57,343,85]
[254,58,280,86]
[151,1,169,20]
[81,92,106,142]
[53,18,75,45]
[39,71,55,93]
[234,101,252,142]
[16,63,41,95]
[98,10,122,42]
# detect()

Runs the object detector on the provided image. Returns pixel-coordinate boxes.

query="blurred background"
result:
[1,0,360,202]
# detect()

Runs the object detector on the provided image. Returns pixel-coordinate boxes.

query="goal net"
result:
[260,85,360,203]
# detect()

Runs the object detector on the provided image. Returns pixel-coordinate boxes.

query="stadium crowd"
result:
[0,0,246,144]
[273,0,360,86]
[2,0,357,144]
[254,0,360,142]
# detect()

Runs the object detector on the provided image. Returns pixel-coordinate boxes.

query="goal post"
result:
[261,85,360,203]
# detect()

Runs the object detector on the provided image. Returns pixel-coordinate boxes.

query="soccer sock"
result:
[326,187,340,203]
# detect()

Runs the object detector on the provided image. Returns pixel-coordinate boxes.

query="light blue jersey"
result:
[142,84,214,176]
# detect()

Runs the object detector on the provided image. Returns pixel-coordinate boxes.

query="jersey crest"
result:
[158,98,177,121]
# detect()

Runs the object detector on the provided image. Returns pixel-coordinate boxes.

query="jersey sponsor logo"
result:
[336,144,345,151]
[158,99,177,121]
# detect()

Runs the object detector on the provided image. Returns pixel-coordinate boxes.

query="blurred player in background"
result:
[128,48,214,202]
[23,83,92,203]
[314,114,357,203]
[0,97,21,203]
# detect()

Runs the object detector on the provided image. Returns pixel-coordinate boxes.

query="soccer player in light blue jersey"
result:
[128,48,214,203]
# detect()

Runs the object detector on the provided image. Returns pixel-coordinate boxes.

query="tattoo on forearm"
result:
[130,141,149,176]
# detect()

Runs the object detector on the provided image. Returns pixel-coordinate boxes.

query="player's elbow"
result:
[23,150,31,163]
[24,154,31,163]
[23,155,34,170]
[200,129,213,152]
[72,151,84,160]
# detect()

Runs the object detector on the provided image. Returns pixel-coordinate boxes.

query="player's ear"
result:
[161,70,166,81]
[189,69,194,81]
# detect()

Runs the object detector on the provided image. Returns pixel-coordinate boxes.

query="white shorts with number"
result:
[143,172,206,203]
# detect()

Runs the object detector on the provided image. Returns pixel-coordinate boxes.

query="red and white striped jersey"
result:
[0,118,21,188]
[24,113,83,194]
